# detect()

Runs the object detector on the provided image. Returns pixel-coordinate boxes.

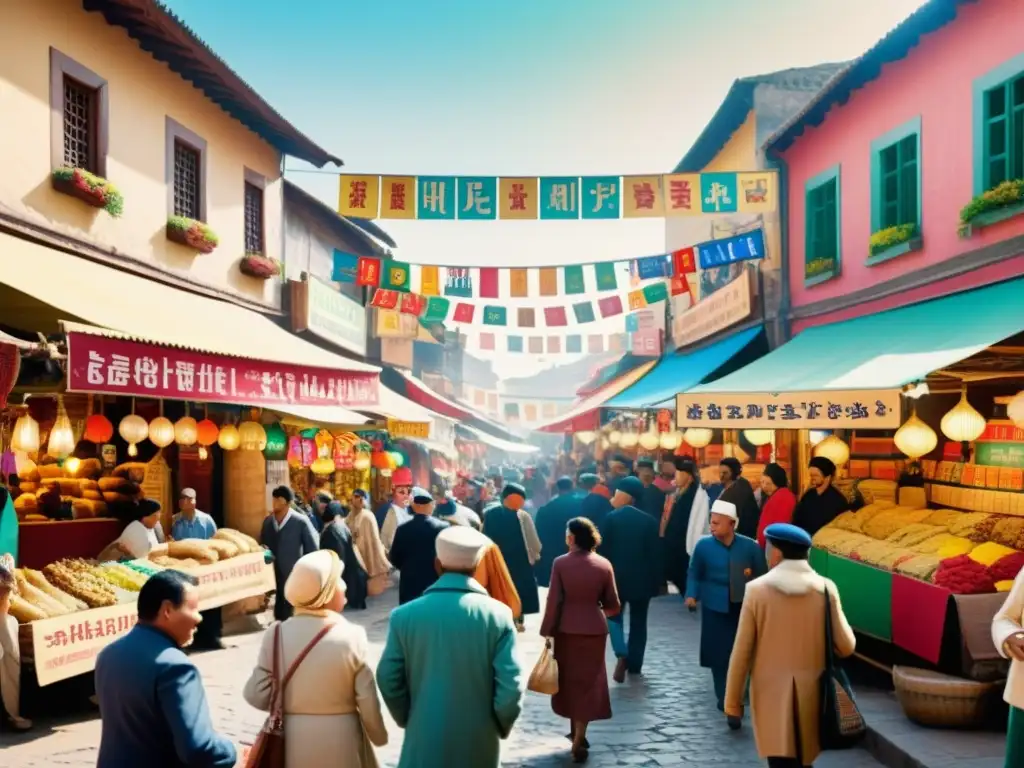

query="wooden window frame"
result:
[49,47,108,176]
[803,164,841,288]
[243,168,266,255]
[870,117,922,234]
[165,116,208,221]
[973,52,1024,195]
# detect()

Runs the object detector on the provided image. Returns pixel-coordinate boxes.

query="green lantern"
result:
[263,422,288,460]
[389,450,405,467]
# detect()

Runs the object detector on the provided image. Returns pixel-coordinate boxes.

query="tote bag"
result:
[528,578,562,696]
[819,588,866,749]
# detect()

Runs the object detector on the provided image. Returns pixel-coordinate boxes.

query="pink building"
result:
[770,0,1024,334]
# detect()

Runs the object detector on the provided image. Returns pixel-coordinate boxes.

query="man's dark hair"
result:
[272,486,294,503]
[636,458,656,471]
[315,492,333,507]
[771,539,810,561]
[555,477,574,493]
[720,457,743,478]
[137,570,198,622]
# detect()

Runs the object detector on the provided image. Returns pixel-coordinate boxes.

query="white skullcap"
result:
[436,525,489,571]
[710,499,738,521]
[284,550,345,610]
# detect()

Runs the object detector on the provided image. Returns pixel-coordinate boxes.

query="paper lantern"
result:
[263,422,288,460]
[389,451,405,467]
[371,451,390,470]
[354,452,371,470]
[894,411,937,460]
[311,456,335,475]
[638,427,660,451]
[119,414,149,456]
[575,430,597,445]
[239,421,267,451]
[148,416,175,448]
[174,416,198,446]
[809,430,829,446]
[218,424,241,451]
[1009,391,1024,427]
[814,435,850,467]
[743,429,774,447]
[14,452,35,476]
[659,431,682,451]
[196,419,219,445]
[11,411,40,453]
[682,428,713,448]
[940,389,986,443]
[84,414,114,444]
[619,431,639,449]
[607,430,622,446]
[46,398,76,459]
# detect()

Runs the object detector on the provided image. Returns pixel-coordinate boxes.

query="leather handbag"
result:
[246,623,332,767]
[819,588,866,749]
[527,639,559,695]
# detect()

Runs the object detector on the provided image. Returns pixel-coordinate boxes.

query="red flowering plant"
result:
[239,253,281,279]
[51,167,124,217]
[166,216,219,253]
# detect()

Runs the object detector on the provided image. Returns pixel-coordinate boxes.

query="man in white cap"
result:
[388,487,449,605]
[684,497,766,719]
[377,526,523,768]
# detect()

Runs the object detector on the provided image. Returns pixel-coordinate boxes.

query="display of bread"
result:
[43,559,117,609]
[213,528,263,554]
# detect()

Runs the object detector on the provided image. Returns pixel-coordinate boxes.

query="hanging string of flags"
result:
[337,172,777,220]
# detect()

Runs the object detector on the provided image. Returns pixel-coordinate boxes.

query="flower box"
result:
[866,236,922,267]
[958,179,1024,237]
[239,254,281,279]
[51,168,123,217]
[166,216,218,254]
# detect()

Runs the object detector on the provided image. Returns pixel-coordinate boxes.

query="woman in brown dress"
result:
[540,516,621,762]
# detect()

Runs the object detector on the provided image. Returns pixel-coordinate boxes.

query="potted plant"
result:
[868,222,920,263]
[959,179,1024,236]
[166,216,219,253]
[239,253,281,279]
[51,167,124,217]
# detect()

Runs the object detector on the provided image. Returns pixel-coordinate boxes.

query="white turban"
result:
[710,499,738,521]
[436,526,488,571]
[284,550,344,613]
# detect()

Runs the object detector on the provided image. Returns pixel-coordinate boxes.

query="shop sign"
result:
[675,388,903,430]
[672,269,752,349]
[303,277,367,356]
[388,419,431,439]
[189,552,276,610]
[697,228,766,269]
[375,309,419,339]
[67,332,379,408]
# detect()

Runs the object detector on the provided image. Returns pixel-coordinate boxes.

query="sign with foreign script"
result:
[301,277,367,356]
[697,228,766,270]
[675,389,903,430]
[387,419,431,439]
[672,269,752,349]
[67,333,379,408]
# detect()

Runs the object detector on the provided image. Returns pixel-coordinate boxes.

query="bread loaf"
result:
[10,595,47,623]
[214,529,258,554]
[167,540,218,564]
[22,569,87,611]
[205,539,240,559]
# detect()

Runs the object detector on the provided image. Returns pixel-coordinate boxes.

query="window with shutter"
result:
[173,140,201,219]
[244,182,264,254]
[62,76,98,172]
[983,73,1024,188]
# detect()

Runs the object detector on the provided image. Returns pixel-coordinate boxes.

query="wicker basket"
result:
[893,665,1004,728]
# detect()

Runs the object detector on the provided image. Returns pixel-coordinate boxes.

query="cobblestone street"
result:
[3,589,883,767]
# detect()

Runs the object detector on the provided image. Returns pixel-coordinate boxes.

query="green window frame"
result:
[870,116,922,234]
[973,52,1024,194]
[804,164,841,287]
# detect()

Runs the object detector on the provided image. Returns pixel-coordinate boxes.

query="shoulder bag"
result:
[819,587,866,749]
[246,622,333,768]
[527,577,562,696]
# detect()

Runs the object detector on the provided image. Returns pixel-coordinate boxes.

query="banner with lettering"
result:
[338,172,777,220]
[675,389,903,430]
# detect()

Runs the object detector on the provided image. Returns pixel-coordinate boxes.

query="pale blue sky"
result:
[165,0,926,371]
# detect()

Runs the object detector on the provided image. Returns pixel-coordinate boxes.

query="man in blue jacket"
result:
[95,570,236,767]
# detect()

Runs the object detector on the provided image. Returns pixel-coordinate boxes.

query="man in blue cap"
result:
[533,476,580,588]
[600,476,663,682]
[724,523,856,763]
[685,497,767,717]
[388,487,449,604]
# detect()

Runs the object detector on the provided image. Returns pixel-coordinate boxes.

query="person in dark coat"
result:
[483,483,540,627]
[600,476,664,682]
[578,473,613,530]
[533,476,580,588]
[389,487,450,604]
[261,486,320,622]
[635,458,667,523]
[320,500,369,610]
[792,456,850,538]
[662,458,711,596]
[718,458,761,540]
[605,455,632,495]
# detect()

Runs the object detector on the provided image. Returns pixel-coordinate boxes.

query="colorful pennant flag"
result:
[594,262,618,291]
[508,335,523,352]
[517,308,535,328]
[697,229,767,269]
[587,334,605,352]
[445,268,473,297]
[538,268,558,297]
[528,336,544,354]
[479,332,495,351]
[573,301,595,324]
[581,176,620,219]
[544,306,568,327]
[422,296,450,323]
[483,306,507,326]
[622,176,664,218]
[382,261,411,292]
[418,176,456,219]
[510,269,529,297]
[628,289,647,310]
[370,289,399,309]
[636,255,670,279]
[331,250,358,283]
[540,177,580,219]
[563,265,585,295]
[499,177,538,219]
[547,336,561,354]
[420,265,441,296]
[643,281,669,304]
[598,295,623,318]
[479,267,500,298]
[626,313,640,333]
[400,292,427,315]
[338,175,379,218]
[453,303,474,323]
[566,335,582,353]
[356,257,381,286]
[380,176,416,219]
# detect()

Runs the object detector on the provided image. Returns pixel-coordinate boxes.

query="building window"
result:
[870,116,922,237]
[165,117,208,221]
[49,48,108,175]
[982,73,1024,188]
[243,169,266,254]
[804,165,841,285]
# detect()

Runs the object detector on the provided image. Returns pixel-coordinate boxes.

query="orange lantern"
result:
[196,419,219,447]
[371,450,391,470]
[83,414,114,444]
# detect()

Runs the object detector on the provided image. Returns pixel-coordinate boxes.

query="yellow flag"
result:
[737,171,778,213]
[338,175,380,218]
[509,269,529,297]
[538,268,558,297]
[663,174,701,217]
[622,175,664,218]
[420,265,440,296]
[379,176,417,219]
[498,178,539,219]
[628,289,647,310]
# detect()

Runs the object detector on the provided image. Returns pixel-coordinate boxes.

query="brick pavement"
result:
[2,589,884,767]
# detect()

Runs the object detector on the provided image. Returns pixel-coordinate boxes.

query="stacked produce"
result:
[97,562,149,591]
[43,559,118,608]
[13,459,110,520]
[148,528,263,569]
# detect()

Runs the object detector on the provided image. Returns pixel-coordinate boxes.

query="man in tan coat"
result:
[724,523,856,767]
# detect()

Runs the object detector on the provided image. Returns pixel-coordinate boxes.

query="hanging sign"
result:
[675,389,903,430]
[697,229,766,269]
[387,419,431,439]
[672,269,752,349]
[291,277,367,356]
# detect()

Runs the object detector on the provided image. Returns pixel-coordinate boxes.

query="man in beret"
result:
[685,498,767,717]
[533,476,581,588]
[388,487,450,605]
[482,483,540,631]
[725,523,855,763]
[602,476,664,682]
[792,456,850,538]
[378,526,523,768]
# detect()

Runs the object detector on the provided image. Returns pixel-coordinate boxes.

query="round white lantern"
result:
[148,416,175,448]
[742,429,774,447]
[682,428,713,448]
[239,421,267,451]
[11,412,40,453]
[894,412,937,460]
[218,424,241,451]
[119,414,149,456]
[174,416,198,446]
[940,389,986,443]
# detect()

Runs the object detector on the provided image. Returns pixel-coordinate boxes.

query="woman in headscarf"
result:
[320,501,369,610]
[662,459,710,596]
[482,483,540,631]
[345,489,392,597]
[243,550,388,768]
[756,463,797,548]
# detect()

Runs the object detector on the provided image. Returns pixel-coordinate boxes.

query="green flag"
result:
[421,296,450,323]
[594,262,617,290]
[564,265,586,294]
[643,281,669,304]
[483,306,507,326]
[573,301,595,323]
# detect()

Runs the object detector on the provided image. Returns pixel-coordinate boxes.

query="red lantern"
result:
[196,419,219,447]
[83,414,114,443]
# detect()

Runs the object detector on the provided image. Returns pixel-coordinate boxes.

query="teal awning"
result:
[690,277,1024,394]
[607,325,764,408]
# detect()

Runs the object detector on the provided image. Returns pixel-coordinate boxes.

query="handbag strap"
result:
[269,623,333,718]
[823,586,836,673]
